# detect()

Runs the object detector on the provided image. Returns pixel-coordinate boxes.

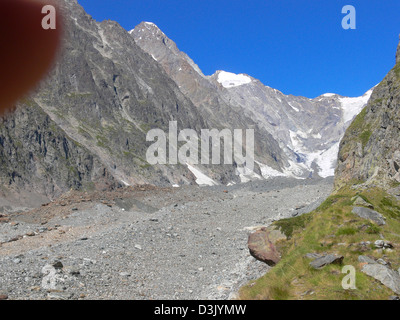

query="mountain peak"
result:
[129,21,164,37]
[397,35,400,64]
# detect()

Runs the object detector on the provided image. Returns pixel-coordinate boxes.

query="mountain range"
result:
[0,0,373,209]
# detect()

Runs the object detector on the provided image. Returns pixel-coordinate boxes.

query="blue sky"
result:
[77,0,400,98]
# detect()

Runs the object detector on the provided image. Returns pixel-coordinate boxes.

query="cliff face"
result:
[0,103,116,199]
[335,39,400,189]
[0,0,211,203]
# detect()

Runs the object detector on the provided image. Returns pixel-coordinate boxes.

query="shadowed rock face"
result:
[335,39,400,190]
[0,103,117,200]
[0,0,230,202]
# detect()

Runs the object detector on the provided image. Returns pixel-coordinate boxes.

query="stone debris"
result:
[0,178,332,300]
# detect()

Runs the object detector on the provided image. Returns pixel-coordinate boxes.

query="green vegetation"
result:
[274,213,312,239]
[359,130,372,149]
[239,186,400,300]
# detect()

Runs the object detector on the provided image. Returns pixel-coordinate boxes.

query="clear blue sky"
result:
[77,0,400,98]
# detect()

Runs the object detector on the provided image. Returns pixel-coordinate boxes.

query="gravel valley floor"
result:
[0,178,333,300]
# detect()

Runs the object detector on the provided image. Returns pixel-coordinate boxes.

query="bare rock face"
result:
[362,263,400,295]
[247,227,286,266]
[352,207,386,226]
[397,34,400,64]
[309,254,344,269]
[0,0,210,203]
[335,39,400,189]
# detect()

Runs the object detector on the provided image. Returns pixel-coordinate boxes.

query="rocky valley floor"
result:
[0,178,333,300]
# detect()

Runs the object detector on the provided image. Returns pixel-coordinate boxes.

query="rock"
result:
[374,240,393,249]
[119,272,131,277]
[12,258,21,264]
[305,253,324,259]
[38,227,47,233]
[352,207,385,226]
[41,264,66,291]
[375,240,385,248]
[134,244,142,250]
[352,196,374,209]
[358,255,376,264]
[362,264,400,294]
[47,292,72,300]
[64,266,80,276]
[0,294,8,300]
[309,254,344,269]
[248,227,286,266]
[377,258,388,266]
[358,256,376,264]
[389,296,400,300]
[52,260,64,269]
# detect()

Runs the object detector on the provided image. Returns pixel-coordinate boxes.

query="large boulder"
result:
[362,264,400,294]
[352,207,386,226]
[247,227,286,266]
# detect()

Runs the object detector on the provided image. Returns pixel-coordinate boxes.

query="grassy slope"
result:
[239,186,400,300]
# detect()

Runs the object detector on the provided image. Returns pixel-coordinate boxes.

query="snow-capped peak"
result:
[217,71,252,88]
[321,93,336,97]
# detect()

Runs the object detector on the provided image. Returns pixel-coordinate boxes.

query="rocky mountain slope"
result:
[1,0,226,207]
[131,22,372,180]
[0,0,373,210]
[335,38,400,190]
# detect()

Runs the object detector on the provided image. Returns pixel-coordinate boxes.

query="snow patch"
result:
[339,89,373,123]
[312,133,322,139]
[217,71,251,88]
[256,161,286,178]
[305,143,340,178]
[120,180,130,186]
[236,167,263,183]
[187,164,217,186]
[322,93,336,97]
[288,102,299,112]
